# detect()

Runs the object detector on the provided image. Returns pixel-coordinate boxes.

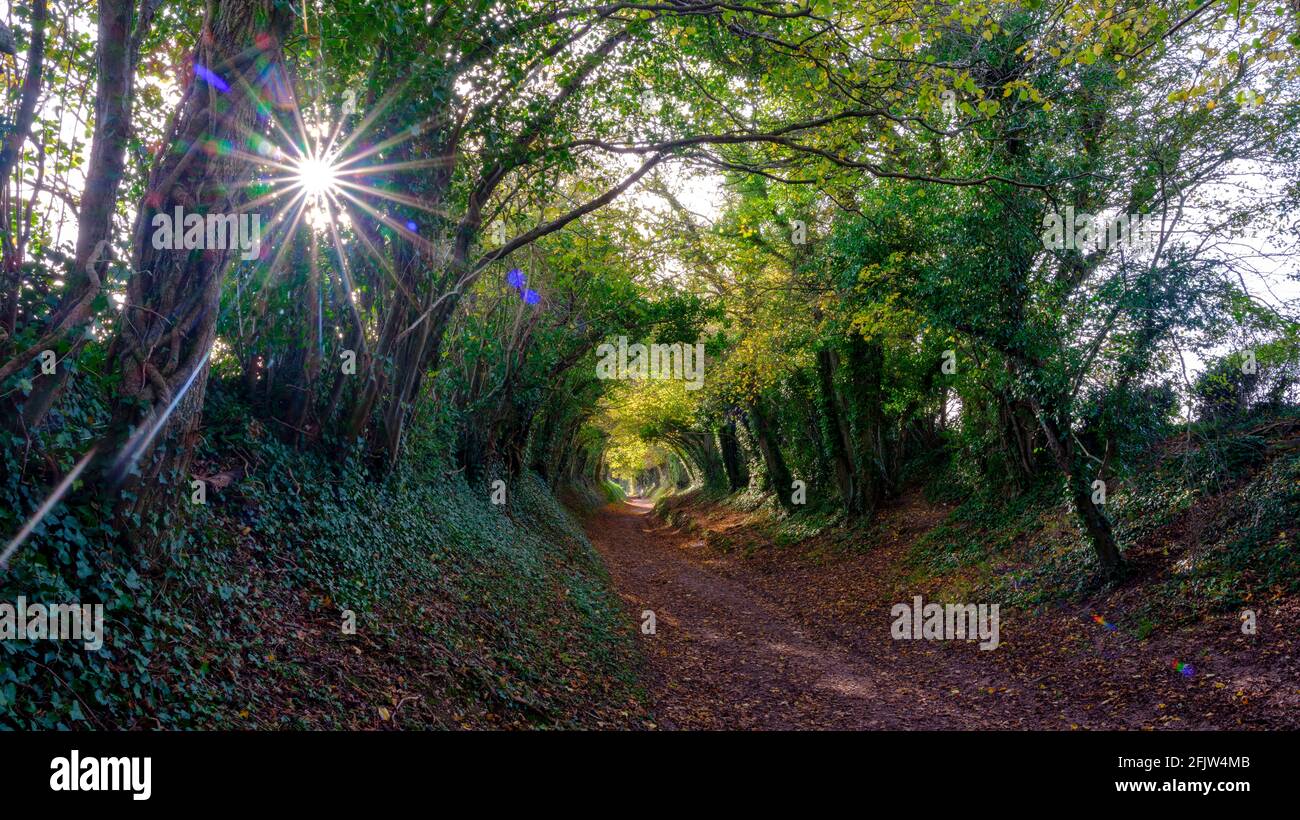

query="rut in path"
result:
[585,498,1032,730]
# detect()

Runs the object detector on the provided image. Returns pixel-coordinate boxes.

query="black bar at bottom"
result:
[3,730,1286,808]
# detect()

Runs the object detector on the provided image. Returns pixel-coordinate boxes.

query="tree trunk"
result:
[0,0,48,341]
[1071,474,1121,572]
[847,335,886,515]
[274,231,319,440]
[816,346,858,514]
[716,417,746,491]
[100,0,292,530]
[747,398,794,510]
[8,0,162,429]
[1035,403,1124,574]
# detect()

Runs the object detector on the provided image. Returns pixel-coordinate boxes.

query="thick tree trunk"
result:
[339,125,456,469]
[847,334,886,515]
[816,346,858,514]
[747,398,794,510]
[716,417,746,491]
[100,0,292,529]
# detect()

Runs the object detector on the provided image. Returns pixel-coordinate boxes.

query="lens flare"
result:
[295,155,339,199]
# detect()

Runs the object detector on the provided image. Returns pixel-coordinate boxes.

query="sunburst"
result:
[293,153,340,200]
[202,43,461,319]
[1,31,456,566]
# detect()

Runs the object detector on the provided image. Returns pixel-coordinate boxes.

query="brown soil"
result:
[585,495,1300,730]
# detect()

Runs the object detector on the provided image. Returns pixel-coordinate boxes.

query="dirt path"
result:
[585,498,1300,730]
[586,499,1009,729]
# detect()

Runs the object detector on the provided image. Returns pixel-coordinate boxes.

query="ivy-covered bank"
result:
[1,388,648,730]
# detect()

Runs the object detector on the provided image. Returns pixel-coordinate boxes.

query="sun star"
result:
[295,155,339,199]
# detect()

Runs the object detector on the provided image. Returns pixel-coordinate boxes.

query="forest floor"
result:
[585,494,1300,730]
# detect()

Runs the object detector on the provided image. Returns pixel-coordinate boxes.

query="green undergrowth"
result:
[902,412,1300,628]
[600,479,627,503]
[1,388,644,729]
[558,476,628,512]
[655,413,1300,640]
[657,484,841,554]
